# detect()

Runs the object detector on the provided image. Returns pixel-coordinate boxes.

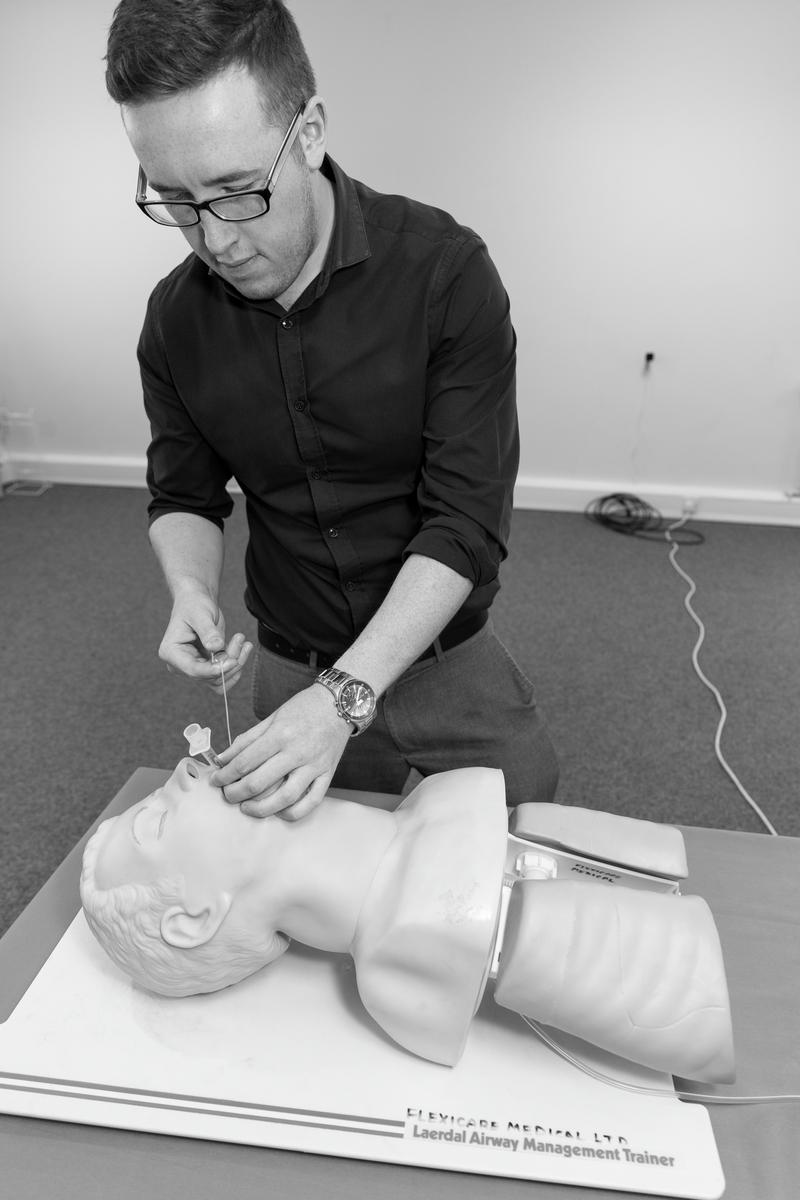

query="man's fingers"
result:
[208,636,252,676]
[157,604,253,684]
[203,639,253,692]
[239,770,322,819]
[206,664,246,694]
[210,633,245,670]
[220,752,292,803]
[223,632,249,659]
[213,650,252,685]
[159,638,222,679]
[212,720,273,777]
[277,778,329,822]
[211,687,350,816]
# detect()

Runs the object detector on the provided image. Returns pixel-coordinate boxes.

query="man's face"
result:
[123,66,319,301]
[93,758,258,904]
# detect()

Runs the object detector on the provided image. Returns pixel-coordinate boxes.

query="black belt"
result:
[257,611,488,670]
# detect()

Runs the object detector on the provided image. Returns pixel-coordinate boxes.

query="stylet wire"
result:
[212,652,233,748]
[220,659,233,748]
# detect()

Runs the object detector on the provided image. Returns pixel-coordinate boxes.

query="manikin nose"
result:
[175,756,210,790]
[183,757,201,780]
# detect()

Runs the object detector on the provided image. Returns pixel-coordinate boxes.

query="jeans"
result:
[252,619,559,807]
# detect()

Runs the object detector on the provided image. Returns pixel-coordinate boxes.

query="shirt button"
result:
[294,399,306,412]
[310,468,324,479]
[345,580,358,592]
[281,317,294,329]
[327,527,339,538]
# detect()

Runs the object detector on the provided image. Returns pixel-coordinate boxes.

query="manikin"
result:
[81,757,735,1083]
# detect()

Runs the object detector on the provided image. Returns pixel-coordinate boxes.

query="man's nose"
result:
[197,210,239,257]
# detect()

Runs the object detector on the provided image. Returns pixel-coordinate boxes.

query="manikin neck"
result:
[242,797,398,954]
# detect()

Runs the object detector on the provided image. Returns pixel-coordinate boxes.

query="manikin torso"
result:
[238,768,733,1080]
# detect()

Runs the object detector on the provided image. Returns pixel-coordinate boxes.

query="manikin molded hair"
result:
[80,819,289,997]
[105,0,316,124]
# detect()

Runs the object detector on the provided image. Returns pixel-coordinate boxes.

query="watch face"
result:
[339,680,375,720]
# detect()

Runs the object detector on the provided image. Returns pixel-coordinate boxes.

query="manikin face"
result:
[122,65,322,301]
[93,758,259,906]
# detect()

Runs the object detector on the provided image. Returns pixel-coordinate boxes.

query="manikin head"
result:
[80,758,289,996]
[105,0,328,302]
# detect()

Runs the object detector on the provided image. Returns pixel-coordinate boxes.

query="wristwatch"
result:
[314,668,377,736]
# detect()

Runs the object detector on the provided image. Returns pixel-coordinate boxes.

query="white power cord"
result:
[664,515,779,837]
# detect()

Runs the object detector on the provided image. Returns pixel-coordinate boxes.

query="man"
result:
[106,0,559,818]
[80,756,735,1080]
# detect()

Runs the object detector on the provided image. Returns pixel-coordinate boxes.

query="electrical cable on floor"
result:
[664,515,778,836]
[586,493,778,836]
[521,1017,800,1105]
[585,493,704,544]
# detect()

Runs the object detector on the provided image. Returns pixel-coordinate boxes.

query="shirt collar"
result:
[208,155,370,311]
[321,155,370,275]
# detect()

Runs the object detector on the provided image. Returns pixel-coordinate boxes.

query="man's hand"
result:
[158,594,253,692]
[211,684,352,820]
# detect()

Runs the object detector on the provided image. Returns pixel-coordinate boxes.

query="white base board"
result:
[5,452,799,526]
[2,453,149,490]
[514,477,800,527]
[0,912,725,1198]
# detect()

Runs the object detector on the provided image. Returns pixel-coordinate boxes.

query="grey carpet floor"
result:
[1,485,798,936]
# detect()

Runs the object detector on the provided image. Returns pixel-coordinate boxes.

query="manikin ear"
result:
[298,95,328,170]
[160,893,234,950]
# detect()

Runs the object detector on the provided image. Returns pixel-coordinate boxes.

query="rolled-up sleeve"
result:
[138,287,234,530]
[405,236,519,587]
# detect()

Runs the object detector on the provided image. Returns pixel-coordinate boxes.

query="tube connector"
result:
[515,851,558,881]
[183,723,224,768]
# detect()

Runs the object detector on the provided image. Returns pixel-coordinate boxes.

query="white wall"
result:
[2,0,800,523]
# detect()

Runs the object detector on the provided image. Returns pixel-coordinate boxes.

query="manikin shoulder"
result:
[351,767,508,1066]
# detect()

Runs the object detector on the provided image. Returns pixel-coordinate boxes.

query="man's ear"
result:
[299,94,327,169]
[160,893,233,949]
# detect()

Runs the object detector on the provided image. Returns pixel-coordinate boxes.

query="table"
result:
[1,770,798,1200]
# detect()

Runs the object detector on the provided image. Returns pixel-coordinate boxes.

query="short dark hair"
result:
[105,0,316,123]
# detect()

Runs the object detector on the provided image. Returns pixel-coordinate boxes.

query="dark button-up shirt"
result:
[138,157,519,657]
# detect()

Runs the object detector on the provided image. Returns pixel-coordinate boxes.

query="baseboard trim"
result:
[515,477,800,527]
[5,455,799,526]
[4,454,151,489]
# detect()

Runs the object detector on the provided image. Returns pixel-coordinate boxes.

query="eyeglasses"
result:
[135,101,307,228]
